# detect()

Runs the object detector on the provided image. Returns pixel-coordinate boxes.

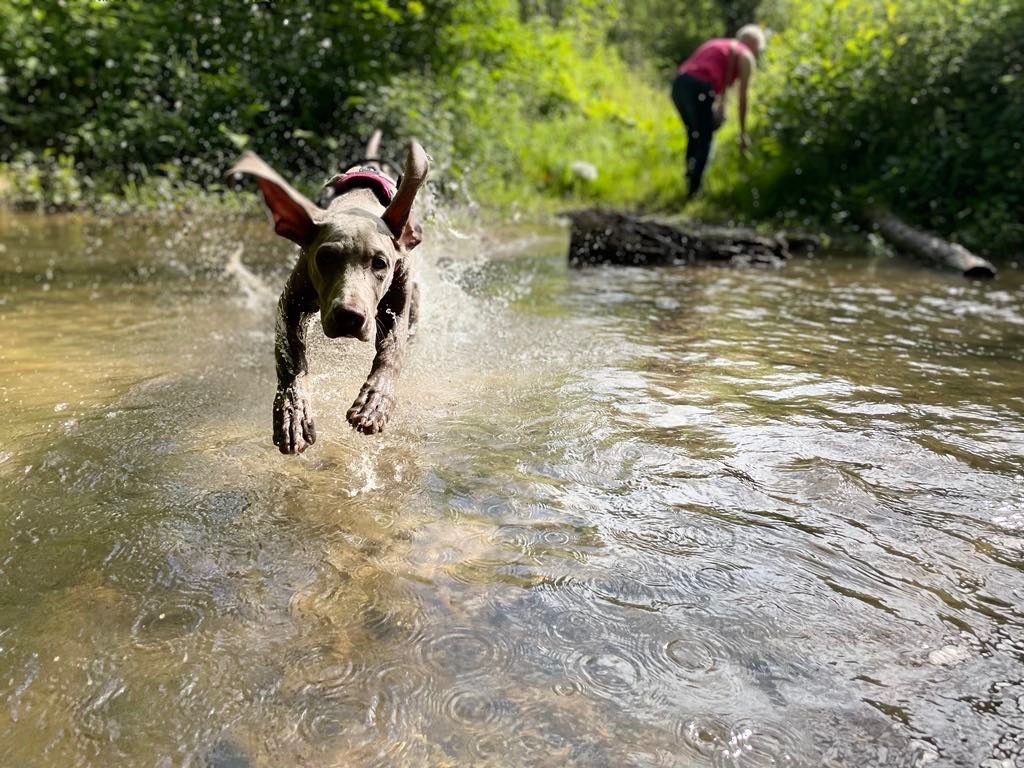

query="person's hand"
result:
[739,132,751,156]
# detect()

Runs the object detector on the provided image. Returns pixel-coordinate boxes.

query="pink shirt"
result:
[678,38,748,94]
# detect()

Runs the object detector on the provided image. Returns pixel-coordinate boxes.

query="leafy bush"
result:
[0,151,82,209]
[0,0,694,208]
[709,0,1024,252]
[366,3,688,207]
[2,0,1018,253]
[0,0,464,194]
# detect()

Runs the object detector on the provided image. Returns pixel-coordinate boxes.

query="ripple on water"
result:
[690,561,746,594]
[512,699,591,761]
[130,600,205,647]
[73,674,129,742]
[569,649,644,702]
[676,714,801,768]
[441,527,532,587]
[405,519,535,589]
[546,605,608,645]
[444,687,507,727]
[677,714,733,761]
[291,681,411,766]
[641,608,783,704]
[712,719,801,768]
[281,644,361,694]
[540,528,574,546]
[664,636,718,675]
[615,514,738,559]
[353,576,428,648]
[351,655,434,744]
[296,688,367,743]
[419,626,517,682]
[488,522,600,592]
[470,730,513,763]
[367,655,432,700]
[493,523,580,559]
[589,554,698,612]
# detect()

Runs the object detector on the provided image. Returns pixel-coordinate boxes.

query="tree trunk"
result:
[564,208,813,268]
[868,206,996,279]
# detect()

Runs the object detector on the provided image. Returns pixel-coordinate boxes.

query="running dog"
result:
[228,134,428,453]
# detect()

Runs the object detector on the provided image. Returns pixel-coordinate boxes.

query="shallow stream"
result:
[1,211,1023,766]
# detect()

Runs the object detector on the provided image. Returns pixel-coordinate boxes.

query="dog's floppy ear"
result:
[227,152,321,248]
[382,140,429,250]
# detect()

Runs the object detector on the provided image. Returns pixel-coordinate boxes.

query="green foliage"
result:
[366,1,687,207]
[0,0,461,192]
[717,0,760,36]
[0,151,82,209]
[0,0,1019,253]
[0,0,699,209]
[608,0,723,73]
[709,0,1024,251]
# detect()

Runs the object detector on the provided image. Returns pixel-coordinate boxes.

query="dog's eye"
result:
[371,255,388,271]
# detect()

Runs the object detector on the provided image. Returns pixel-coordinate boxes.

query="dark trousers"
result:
[671,73,716,196]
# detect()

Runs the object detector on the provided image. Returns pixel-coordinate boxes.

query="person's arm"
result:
[736,49,756,154]
[714,44,737,125]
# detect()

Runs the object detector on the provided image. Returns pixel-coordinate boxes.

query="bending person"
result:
[671,24,764,198]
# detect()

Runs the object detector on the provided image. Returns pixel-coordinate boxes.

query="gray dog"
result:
[229,137,429,454]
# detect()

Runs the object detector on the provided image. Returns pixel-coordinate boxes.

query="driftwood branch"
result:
[868,206,995,279]
[563,208,816,268]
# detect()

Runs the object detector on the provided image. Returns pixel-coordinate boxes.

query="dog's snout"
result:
[322,302,369,340]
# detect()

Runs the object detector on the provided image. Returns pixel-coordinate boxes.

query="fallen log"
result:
[868,206,995,279]
[563,208,814,268]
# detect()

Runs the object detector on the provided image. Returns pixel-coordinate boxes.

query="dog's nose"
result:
[323,304,368,340]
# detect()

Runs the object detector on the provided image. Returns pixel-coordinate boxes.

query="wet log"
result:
[563,208,812,268]
[868,206,995,279]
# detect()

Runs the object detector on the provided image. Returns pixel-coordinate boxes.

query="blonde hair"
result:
[736,24,766,54]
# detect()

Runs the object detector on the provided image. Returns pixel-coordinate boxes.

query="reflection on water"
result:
[1,211,1023,766]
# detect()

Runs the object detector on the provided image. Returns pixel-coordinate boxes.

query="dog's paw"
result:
[273,385,316,454]
[346,381,395,435]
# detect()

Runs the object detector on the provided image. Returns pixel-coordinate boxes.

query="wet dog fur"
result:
[228,135,428,454]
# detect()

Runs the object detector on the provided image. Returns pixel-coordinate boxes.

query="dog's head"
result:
[229,141,428,342]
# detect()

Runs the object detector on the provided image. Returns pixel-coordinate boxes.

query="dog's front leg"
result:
[347,263,413,434]
[274,266,319,454]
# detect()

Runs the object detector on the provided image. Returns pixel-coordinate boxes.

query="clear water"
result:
[1,211,1023,767]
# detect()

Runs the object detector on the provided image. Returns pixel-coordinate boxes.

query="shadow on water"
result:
[1,210,1024,766]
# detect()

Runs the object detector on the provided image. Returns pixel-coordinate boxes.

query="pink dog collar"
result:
[322,170,397,207]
